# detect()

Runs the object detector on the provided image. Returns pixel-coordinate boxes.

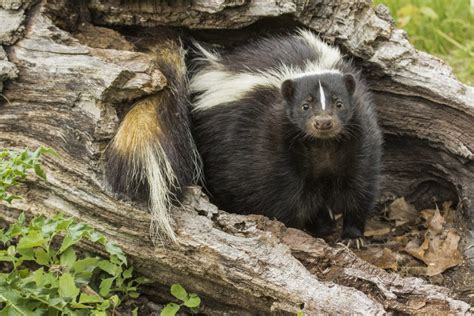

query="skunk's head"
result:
[281,73,356,139]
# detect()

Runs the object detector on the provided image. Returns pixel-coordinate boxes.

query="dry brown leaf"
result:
[388,197,418,227]
[404,230,463,276]
[393,234,410,244]
[425,230,463,276]
[360,248,398,271]
[420,208,436,222]
[364,227,391,237]
[427,207,445,234]
[364,218,392,237]
[405,236,429,261]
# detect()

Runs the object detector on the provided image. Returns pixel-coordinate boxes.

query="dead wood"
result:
[0,0,472,314]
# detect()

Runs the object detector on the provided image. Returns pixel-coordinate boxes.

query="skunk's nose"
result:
[314,117,333,130]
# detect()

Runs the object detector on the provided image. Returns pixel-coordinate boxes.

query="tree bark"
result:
[0,0,472,314]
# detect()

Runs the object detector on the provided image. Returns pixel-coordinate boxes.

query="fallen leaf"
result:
[393,234,410,244]
[427,207,445,235]
[364,218,391,237]
[388,197,418,227]
[360,248,398,271]
[364,227,391,237]
[420,209,436,222]
[405,235,429,261]
[404,230,463,276]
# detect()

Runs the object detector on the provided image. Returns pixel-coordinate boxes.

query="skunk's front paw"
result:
[340,226,364,249]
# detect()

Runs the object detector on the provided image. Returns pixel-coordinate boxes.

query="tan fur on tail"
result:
[105,35,201,244]
[111,96,178,241]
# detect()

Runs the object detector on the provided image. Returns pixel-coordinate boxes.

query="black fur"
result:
[192,34,382,239]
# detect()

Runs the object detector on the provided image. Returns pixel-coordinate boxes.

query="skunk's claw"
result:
[338,237,365,250]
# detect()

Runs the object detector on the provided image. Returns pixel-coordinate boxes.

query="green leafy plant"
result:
[0,146,57,203]
[0,147,146,314]
[0,212,146,315]
[0,147,201,315]
[160,284,201,316]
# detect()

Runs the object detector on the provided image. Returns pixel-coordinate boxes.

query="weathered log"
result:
[0,0,472,314]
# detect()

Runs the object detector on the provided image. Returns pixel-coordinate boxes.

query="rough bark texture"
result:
[0,0,472,314]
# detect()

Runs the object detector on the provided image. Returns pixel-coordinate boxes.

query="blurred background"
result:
[373,0,473,85]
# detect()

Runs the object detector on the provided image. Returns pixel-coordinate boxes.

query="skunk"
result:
[105,29,382,241]
[190,30,382,239]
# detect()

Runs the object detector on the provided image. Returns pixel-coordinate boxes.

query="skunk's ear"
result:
[281,79,295,101]
[343,73,356,96]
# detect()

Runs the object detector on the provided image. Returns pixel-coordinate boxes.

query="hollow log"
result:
[0,0,472,314]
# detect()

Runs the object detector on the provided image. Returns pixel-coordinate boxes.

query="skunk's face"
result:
[281,73,356,139]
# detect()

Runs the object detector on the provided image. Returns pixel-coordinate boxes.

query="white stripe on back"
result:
[190,30,343,111]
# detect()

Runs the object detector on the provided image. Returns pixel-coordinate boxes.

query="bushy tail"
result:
[105,37,201,243]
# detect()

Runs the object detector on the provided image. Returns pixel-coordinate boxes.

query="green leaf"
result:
[30,216,45,229]
[79,293,103,304]
[99,277,114,297]
[296,311,304,316]
[39,271,57,288]
[60,247,76,269]
[132,307,138,316]
[72,257,100,274]
[0,254,15,263]
[32,268,44,286]
[59,273,79,299]
[59,232,81,254]
[38,146,59,158]
[17,213,25,225]
[17,269,30,278]
[183,294,201,308]
[70,302,93,309]
[122,267,133,279]
[68,223,89,235]
[170,284,187,301]
[134,276,148,285]
[97,299,110,311]
[74,272,93,286]
[109,295,120,306]
[88,231,106,244]
[34,248,49,265]
[97,260,118,276]
[17,247,35,263]
[17,230,46,250]
[33,164,46,180]
[7,245,16,257]
[49,296,68,308]
[160,303,180,316]
[0,230,7,244]
[56,217,73,231]
[41,221,59,235]
[7,223,24,238]
[104,243,126,265]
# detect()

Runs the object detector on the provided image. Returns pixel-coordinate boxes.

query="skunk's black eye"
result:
[335,100,343,108]
[302,103,310,111]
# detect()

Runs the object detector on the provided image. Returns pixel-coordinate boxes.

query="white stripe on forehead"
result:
[319,81,326,110]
